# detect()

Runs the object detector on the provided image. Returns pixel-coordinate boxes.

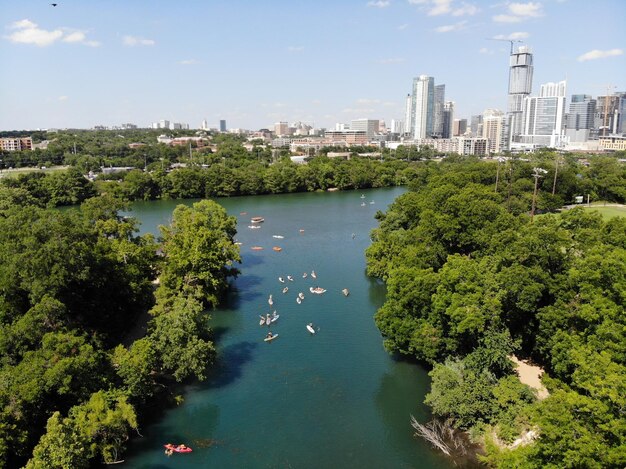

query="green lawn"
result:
[581,205,626,219]
[0,166,69,179]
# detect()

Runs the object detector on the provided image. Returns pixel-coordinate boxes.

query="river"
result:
[123,187,451,469]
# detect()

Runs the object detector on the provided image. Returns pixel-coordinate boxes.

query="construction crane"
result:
[487,38,523,54]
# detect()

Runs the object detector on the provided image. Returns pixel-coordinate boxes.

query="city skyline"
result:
[0,0,625,131]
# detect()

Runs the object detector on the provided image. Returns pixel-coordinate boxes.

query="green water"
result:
[124,188,451,469]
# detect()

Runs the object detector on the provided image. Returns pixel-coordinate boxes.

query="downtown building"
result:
[513,80,567,150]
[566,94,596,143]
[481,109,505,154]
[407,75,437,139]
[505,46,534,150]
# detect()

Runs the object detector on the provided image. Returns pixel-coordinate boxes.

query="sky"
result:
[0,0,624,131]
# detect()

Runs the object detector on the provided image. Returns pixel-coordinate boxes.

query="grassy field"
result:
[0,166,69,179]
[581,204,626,219]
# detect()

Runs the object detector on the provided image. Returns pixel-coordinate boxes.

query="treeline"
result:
[366,158,626,467]
[1,156,417,207]
[0,188,240,467]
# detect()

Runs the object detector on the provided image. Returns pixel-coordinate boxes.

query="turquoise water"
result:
[123,188,452,469]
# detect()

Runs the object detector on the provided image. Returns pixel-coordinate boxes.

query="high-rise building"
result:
[404,94,412,135]
[566,95,596,142]
[220,120,227,132]
[505,45,534,149]
[411,75,435,139]
[274,122,289,136]
[452,118,467,136]
[350,119,379,138]
[433,84,446,138]
[390,119,404,134]
[470,114,483,137]
[443,101,454,138]
[482,109,505,154]
[518,80,567,148]
[595,92,626,136]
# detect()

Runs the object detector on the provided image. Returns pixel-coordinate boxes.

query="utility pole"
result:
[552,154,560,195]
[531,167,548,222]
[495,157,505,192]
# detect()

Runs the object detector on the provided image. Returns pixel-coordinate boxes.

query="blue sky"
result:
[1,0,624,131]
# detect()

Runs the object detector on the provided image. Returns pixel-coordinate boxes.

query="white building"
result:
[411,75,435,139]
[517,80,567,149]
[505,46,534,149]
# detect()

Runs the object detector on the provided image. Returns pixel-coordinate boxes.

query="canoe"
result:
[272,235,284,239]
[251,217,265,223]
[282,287,289,294]
[306,324,316,334]
[264,334,279,342]
[273,247,282,252]
[251,246,263,250]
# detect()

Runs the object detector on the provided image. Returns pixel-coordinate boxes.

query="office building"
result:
[411,75,435,139]
[390,119,404,134]
[442,101,454,138]
[274,122,290,136]
[350,119,379,138]
[452,118,467,136]
[220,120,227,132]
[433,85,446,137]
[566,95,596,142]
[505,46,534,149]
[470,114,483,137]
[518,80,567,148]
[595,92,626,136]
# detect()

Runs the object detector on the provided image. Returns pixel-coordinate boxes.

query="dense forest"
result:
[366,157,626,467]
[0,188,240,467]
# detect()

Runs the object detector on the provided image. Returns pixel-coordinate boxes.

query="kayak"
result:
[259,317,266,326]
[273,247,282,252]
[264,334,279,342]
[306,324,316,334]
[164,444,192,453]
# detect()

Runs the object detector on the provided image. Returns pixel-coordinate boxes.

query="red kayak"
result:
[164,444,192,453]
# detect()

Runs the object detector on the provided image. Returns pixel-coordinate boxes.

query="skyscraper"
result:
[519,80,567,148]
[566,95,596,142]
[220,119,227,132]
[411,75,435,139]
[505,45,534,149]
[595,92,626,136]
[433,84,446,138]
[404,94,412,135]
[350,119,379,138]
[443,101,454,139]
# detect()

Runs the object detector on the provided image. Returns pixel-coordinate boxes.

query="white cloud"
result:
[62,31,85,43]
[493,2,543,23]
[6,19,100,47]
[378,57,405,64]
[452,2,479,16]
[435,20,467,32]
[6,19,63,46]
[58,95,68,101]
[123,35,155,46]
[577,48,623,62]
[367,0,390,7]
[397,23,409,30]
[493,31,529,40]
[428,0,452,15]
[407,0,428,3]
[509,2,543,17]
[179,59,200,65]
[287,45,304,52]
[356,98,381,105]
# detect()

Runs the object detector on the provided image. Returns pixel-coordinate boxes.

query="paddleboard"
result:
[306,325,315,334]
[264,334,279,342]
